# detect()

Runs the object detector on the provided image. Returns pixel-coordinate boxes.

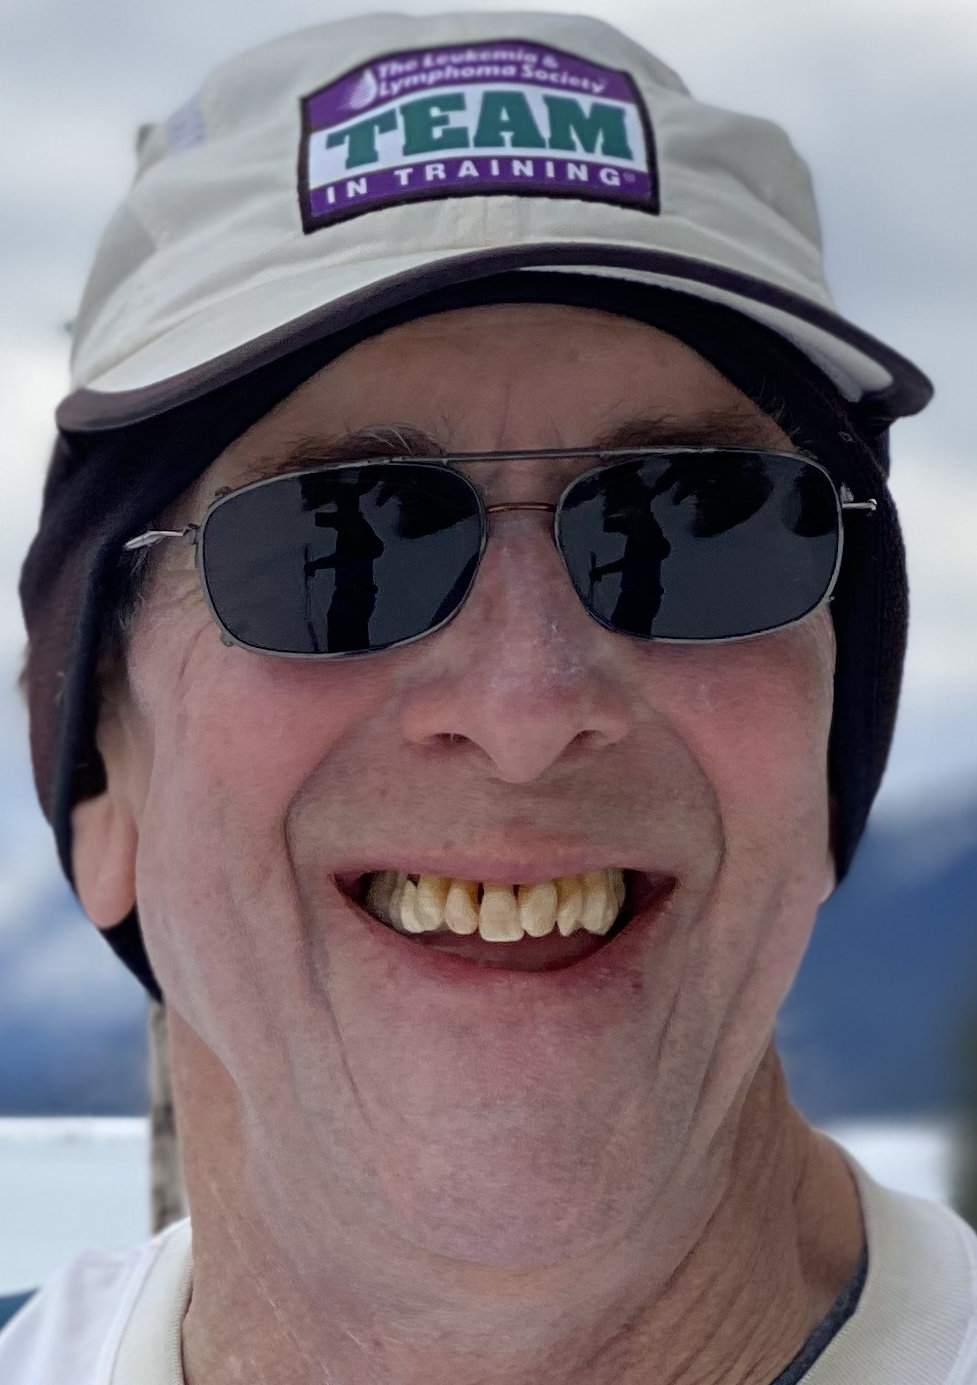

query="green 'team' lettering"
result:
[473,91,546,149]
[543,96,633,159]
[400,94,469,156]
[326,108,398,169]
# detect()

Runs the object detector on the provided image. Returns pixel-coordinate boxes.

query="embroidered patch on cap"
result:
[298,39,659,231]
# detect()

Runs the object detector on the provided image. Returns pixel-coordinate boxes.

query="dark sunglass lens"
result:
[557,453,839,640]
[200,464,483,654]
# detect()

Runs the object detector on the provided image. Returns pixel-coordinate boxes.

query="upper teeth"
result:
[364,869,627,941]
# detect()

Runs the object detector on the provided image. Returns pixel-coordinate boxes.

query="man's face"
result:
[80,304,836,1270]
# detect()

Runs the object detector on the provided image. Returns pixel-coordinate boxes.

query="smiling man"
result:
[4,11,976,1385]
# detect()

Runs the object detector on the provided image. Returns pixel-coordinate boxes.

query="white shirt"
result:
[1,1152,975,1383]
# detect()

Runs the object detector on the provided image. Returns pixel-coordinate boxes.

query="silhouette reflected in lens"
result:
[586,469,674,636]
[304,484,385,652]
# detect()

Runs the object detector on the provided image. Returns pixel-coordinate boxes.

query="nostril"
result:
[571,728,612,750]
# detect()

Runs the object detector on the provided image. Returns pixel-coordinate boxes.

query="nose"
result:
[398,513,633,783]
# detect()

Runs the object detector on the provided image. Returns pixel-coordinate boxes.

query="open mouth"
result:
[336,868,674,971]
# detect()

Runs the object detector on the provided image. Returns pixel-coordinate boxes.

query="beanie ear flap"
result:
[104,910,163,1003]
[826,467,908,878]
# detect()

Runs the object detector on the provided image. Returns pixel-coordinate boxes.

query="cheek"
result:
[126,622,394,949]
[652,614,835,863]
[134,633,388,808]
[647,617,836,1086]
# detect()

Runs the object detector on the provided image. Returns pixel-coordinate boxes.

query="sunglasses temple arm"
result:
[123,525,200,552]
[838,482,878,515]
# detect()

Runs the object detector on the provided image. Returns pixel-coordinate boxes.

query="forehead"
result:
[204,302,791,489]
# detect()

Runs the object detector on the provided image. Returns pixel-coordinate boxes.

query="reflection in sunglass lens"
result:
[557,452,839,640]
[200,463,483,654]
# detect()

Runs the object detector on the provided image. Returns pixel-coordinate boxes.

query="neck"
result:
[176,1029,864,1385]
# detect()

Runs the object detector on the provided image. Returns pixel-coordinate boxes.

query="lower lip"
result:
[331,875,677,992]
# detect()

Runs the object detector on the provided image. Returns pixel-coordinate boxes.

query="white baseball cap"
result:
[59,8,931,430]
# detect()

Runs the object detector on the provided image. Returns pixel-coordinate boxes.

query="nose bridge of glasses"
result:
[455,445,602,493]
[485,500,557,516]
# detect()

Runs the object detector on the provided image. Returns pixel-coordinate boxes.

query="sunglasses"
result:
[124,447,876,657]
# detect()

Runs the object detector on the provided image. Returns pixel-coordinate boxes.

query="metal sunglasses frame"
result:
[123,445,877,656]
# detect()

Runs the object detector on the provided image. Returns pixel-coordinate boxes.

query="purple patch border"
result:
[297,37,660,234]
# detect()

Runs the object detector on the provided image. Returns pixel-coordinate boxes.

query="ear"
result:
[71,792,138,930]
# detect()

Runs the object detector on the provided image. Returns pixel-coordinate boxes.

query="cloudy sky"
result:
[2,0,975,908]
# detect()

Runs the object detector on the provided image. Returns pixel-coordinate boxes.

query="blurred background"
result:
[1,0,976,1290]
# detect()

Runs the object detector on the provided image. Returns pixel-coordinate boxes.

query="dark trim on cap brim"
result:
[57,243,933,433]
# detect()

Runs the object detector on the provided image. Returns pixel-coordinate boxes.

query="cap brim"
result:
[57,242,932,433]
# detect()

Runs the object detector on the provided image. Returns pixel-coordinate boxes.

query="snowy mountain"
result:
[780,788,977,1121]
[0,869,147,1114]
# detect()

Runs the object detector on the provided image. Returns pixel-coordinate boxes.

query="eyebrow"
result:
[229,424,442,489]
[227,407,793,492]
[594,409,792,452]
